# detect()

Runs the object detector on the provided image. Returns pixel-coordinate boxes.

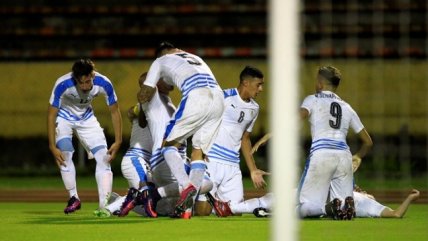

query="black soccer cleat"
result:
[325,198,344,220]
[253,207,271,218]
[343,196,356,220]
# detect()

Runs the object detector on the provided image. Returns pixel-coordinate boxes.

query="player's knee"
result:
[56,138,74,152]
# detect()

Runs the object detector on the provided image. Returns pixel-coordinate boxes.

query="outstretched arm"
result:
[242,131,270,189]
[251,133,272,154]
[380,189,420,218]
[107,103,122,162]
[47,105,65,168]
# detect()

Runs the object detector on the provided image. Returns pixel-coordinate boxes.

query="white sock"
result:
[60,151,78,199]
[189,160,206,189]
[259,193,274,208]
[158,182,180,198]
[163,146,190,188]
[94,148,113,208]
[231,199,261,214]
[199,178,213,195]
[105,196,126,213]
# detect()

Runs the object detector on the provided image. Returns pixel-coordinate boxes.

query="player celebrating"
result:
[47,59,122,214]
[199,66,270,217]
[298,66,373,220]
[137,42,224,217]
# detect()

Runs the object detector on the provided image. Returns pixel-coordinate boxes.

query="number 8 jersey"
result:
[206,88,259,167]
[300,90,364,156]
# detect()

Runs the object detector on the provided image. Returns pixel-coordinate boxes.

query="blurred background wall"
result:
[0,0,427,187]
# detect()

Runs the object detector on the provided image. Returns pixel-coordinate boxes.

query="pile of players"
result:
[47,42,419,220]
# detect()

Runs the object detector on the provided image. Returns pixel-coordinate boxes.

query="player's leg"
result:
[298,151,338,218]
[231,193,274,214]
[330,151,354,219]
[76,117,112,209]
[55,118,81,213]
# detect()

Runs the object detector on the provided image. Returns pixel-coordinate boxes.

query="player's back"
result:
[301,91,364,153]
[157,52,220,95]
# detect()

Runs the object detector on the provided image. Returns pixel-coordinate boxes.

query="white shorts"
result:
[299,149,353,208]
[164,87,224,154]
[55,115,107,153]
[354,191,387,218]
[207,160,244,204]
[121,154,151,189]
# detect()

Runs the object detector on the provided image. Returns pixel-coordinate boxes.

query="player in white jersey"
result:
[47,59,122,213]
[194,66,270,217]
[137,42,224,217]
[298,66,373,220]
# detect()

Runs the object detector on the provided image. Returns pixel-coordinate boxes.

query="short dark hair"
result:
[318,66,341,87]
[72,59,95,80]
[155,41,175,58]
[239,66,264,83]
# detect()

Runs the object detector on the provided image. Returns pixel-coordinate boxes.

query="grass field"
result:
[0,202,427,241]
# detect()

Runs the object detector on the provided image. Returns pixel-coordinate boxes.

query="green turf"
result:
[0,202,269,241]
[299,204,428,241]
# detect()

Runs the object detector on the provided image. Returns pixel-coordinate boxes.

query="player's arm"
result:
[251,133,272,154]
[47,105,65,168]
[137,60,161,104]
[380,189,420,218]
[300,108,309,119]
[352,128,373,172]
[107,102,122,162]
[241,131,270,189]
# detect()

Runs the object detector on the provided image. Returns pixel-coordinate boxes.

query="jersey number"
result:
[329,102,342,129]
[238,111,245,123]
[176,53,201,66]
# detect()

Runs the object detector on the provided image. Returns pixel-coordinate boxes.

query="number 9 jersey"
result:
[300,90,364,155]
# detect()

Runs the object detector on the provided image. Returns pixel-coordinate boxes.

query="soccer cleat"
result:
[206,192,233,217]
[118,188,138,217]
[173,184,197,217]
[325,198,344,220]
[93,208,111,218]
[64,196,81,214]
[141,189,158,218]
[181,208,192,219]
[343,196,356,220]
[253,207,271,218]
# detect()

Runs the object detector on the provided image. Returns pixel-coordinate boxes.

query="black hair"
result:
[318,66,341,87]
[72,59,95,80]
[239,66,264,83]
[155,41,175,58]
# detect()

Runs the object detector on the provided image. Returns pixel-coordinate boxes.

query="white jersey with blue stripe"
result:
[49,72,117,121]
[142,91,187,170]
[123,113,154,161]
[207,88,259,167]
[143,51,221,96]
[301,91,364,155]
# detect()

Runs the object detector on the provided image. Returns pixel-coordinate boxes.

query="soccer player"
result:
[137,42,224,217]
[47,59,122,213]
[298,66,373,220]
[198,66,270,217]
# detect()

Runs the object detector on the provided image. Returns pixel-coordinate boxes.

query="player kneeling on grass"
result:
[194,66,271,217]
[47,59,122,214]
[298,66,373,220]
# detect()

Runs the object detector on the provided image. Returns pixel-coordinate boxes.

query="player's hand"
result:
[250,169,270,189]
[251,143,262,155]
[408,189,420,201]
[51,147,66,168]
[107,142,121,163]
[352,155,362,173]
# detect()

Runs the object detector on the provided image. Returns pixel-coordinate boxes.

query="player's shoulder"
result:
[223,88,239,99]
[93,72,114,87]
[54,72,75,88]
[249,98,259,109]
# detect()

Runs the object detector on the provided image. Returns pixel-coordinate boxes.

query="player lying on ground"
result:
[298,66,373,220]
[194,66,271,217]
[47,59,122,214]
[115,73,213,218]
[137,42,225,218]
